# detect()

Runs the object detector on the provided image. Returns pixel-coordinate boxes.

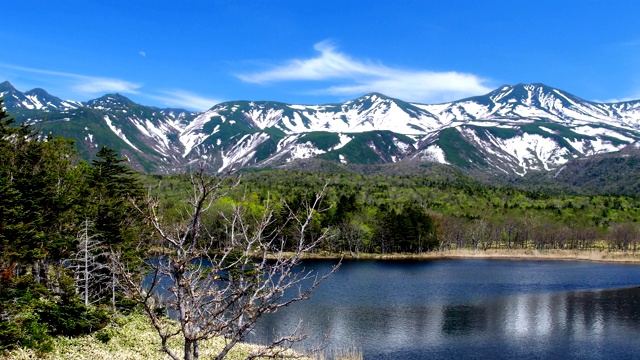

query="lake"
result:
[249,258,640,359]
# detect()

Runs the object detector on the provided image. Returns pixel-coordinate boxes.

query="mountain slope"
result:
[2,81,639,176]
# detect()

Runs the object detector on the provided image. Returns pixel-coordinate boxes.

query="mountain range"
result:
[2,80,640,181]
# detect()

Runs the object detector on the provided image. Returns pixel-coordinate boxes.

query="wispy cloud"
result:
[0,63,218,111]
[237,41,492,103]
[148,90,221,111]
[601,94,640,103]
[616,39,640,48]
[0,63,141,95]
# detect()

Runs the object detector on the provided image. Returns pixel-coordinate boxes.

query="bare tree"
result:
[609,223,639,251]
[437,215,465,250]
[113,169,339,360]
[65,219,112,307]
[467,219,490,251]
[339,220,367,258]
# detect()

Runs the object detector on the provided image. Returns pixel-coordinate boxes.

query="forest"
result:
[2,96,640,356]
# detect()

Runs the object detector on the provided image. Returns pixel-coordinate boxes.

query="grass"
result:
[3,312,296,360]
[4,312,364,360]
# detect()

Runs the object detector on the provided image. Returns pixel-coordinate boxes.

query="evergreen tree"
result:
[86,146,144,248]
[77,146,147,305]
[0,99,109,351]
[0,99,78,284]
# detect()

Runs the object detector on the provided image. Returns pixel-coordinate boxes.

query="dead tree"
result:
[113,169,339,360]
[65,219,111,307]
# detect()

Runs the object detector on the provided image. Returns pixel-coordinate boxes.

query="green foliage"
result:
[34,272,110,337]
[144,168,640,254]
[482,126,519,140]
[0,102,146,351]
[86,146,145,247]
[0,272,109,352]
[300,132,341,151]
[437,127,487,168]
[324,131,413,164]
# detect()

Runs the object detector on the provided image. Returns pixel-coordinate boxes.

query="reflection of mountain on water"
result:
[251,287,640,359]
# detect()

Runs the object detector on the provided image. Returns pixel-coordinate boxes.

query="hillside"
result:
[2,81,640,182]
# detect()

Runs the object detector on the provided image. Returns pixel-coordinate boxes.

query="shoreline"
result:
[301,249,640,264]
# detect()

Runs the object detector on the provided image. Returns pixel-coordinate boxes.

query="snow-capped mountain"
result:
[0,81,82,112]
[2,81,640,175]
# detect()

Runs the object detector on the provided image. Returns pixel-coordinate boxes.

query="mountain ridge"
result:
[2,80,640,178]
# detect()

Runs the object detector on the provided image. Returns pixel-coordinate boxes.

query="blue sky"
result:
[2,1,640,111]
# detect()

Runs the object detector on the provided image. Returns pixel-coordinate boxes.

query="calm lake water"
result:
[249,259,640,359]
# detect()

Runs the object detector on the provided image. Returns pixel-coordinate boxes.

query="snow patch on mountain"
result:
[103,115,140,151]
[332,133,353,150]
[501,133,569,172]
[339,154,347,164]
[286,142,326,162]
[179,111,216,157]
[24,95,44,110]
[245,108,284,129]
[131,117,177,156]
[414,145,448,164]
[219,133,270,172]
[567,138,622,155]
[276,135,302,152]
[571,126,636,142]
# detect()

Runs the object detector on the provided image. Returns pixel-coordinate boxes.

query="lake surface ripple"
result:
[250,259,640,359]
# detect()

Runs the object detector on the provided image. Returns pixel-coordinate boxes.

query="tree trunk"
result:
[39,260,49,289]
[184,339,193,360]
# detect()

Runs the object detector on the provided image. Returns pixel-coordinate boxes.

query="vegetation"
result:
[4,95,640,357]
[0,99,120,353]
[0,99,338,359]
[115,169,338,360]
[2,312,297,360]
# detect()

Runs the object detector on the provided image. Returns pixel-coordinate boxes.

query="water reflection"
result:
[249,260,640,359]
[442,305,486,335]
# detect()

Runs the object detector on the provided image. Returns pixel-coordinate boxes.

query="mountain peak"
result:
[25,87,54,98]
[101,93,133,102]
[86,93,136,110]
[0,81,17,93]
[359,92,394,101]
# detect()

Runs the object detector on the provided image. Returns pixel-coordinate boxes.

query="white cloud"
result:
[601,95,640,103]
[71,77,141,95]
[237,41,492,103]
[0,63,217,111]
[238,41,381,82]
[148,90,221,111]
[139,51,147,57]
[0,63,141,95]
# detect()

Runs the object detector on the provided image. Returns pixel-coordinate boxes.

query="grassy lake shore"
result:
[3,313,275,360]
[4,313,362,360]
[301,248,640,264]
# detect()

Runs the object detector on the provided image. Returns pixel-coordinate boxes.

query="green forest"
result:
[3,97,640,356]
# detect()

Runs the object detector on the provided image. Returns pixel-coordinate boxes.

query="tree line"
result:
[148,170,640,257]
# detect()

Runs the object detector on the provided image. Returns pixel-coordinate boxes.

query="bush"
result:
[0,270,110,352]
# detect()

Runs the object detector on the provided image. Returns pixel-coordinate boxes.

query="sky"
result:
[2,1,640,111]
